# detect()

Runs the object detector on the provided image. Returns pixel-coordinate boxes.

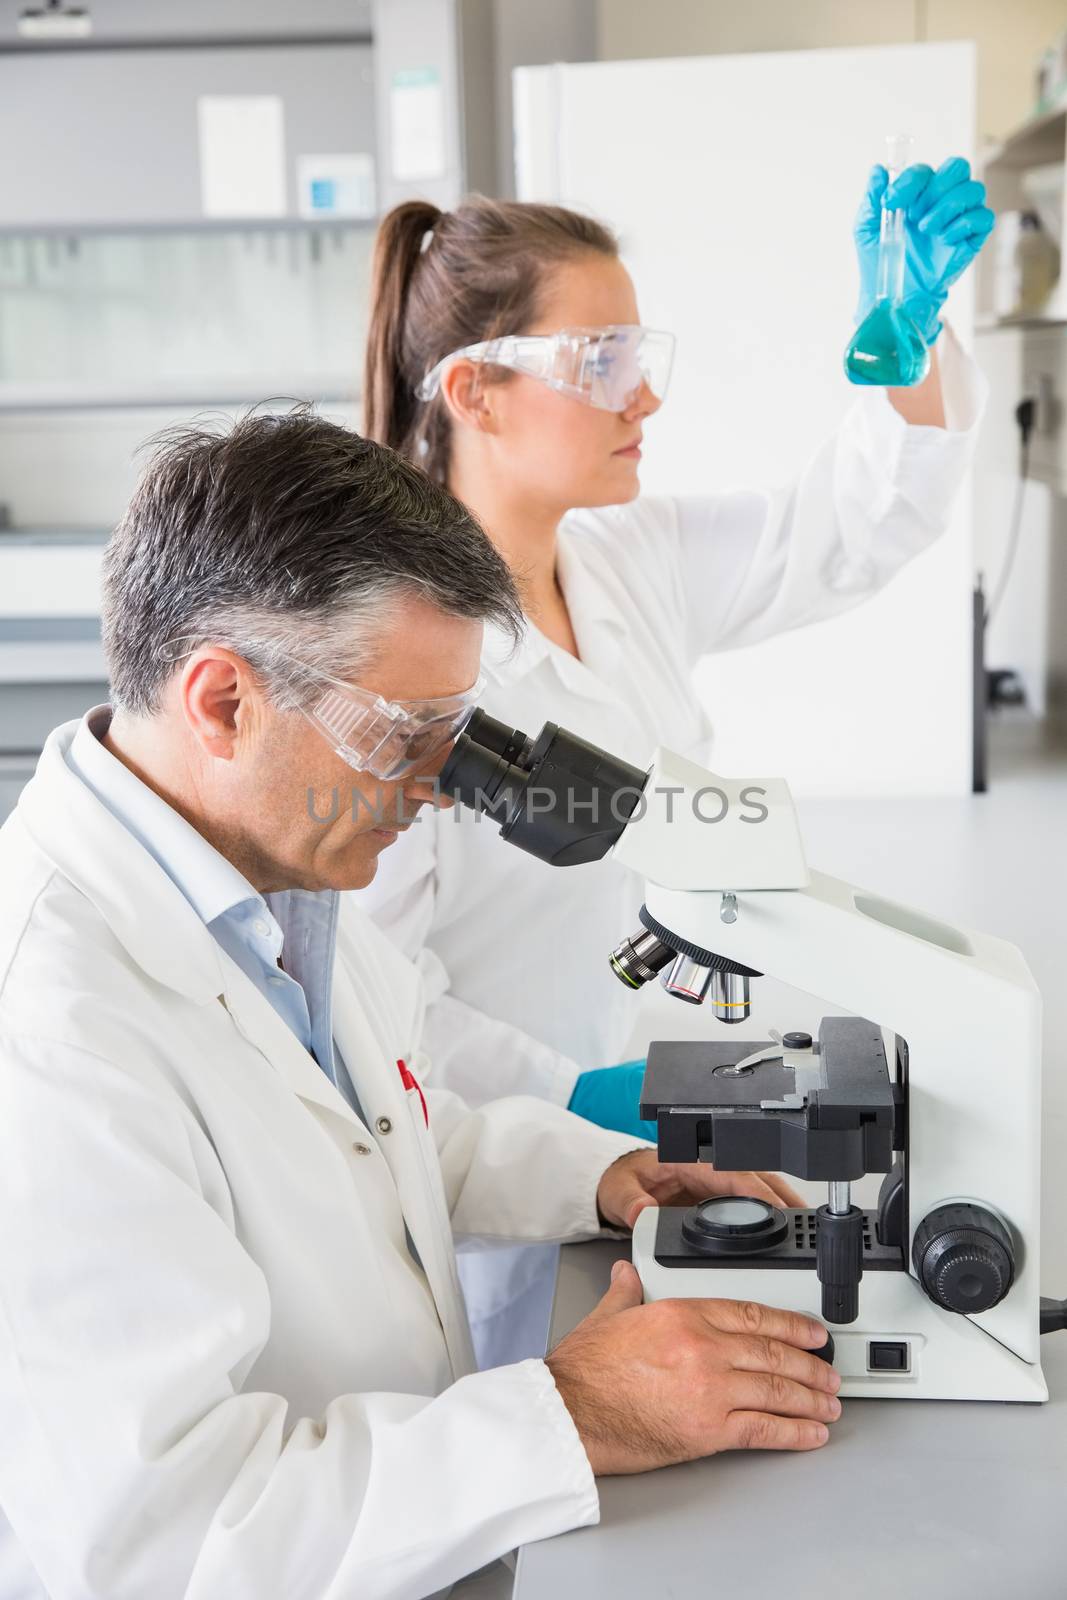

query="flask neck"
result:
[876,202,907,303]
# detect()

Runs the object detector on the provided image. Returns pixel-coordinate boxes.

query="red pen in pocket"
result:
[397,1058,428,1126]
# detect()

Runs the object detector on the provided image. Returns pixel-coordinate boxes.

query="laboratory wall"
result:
[595,0,1067,143]
[0,0,372,37]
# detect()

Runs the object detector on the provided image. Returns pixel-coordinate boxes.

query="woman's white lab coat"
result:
[0,721,642,1600]
[358,331,986,1363]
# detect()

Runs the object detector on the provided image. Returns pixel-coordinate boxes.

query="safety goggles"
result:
[161,637,483,781]
[416,324,675,413]
[303,669,485,781]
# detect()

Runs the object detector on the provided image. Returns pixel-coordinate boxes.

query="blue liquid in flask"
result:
[844,134,930,388]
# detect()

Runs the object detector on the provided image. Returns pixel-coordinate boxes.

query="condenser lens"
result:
[698,1197,774,1232]
[680,1195,789,1255]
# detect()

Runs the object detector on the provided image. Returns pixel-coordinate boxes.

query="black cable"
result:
[1040,1297,1067,1335]
[985,397,1035,625]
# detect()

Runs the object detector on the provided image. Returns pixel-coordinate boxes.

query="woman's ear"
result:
[440,359,497,435]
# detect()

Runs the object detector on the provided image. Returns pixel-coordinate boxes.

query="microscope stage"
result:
[639,1015,901,1181]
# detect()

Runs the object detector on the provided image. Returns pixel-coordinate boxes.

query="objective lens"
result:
[609,928,675,990]
[709,969,751,1024]
[662,953,714,1005]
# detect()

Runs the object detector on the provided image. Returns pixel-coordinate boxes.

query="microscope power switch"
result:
[912,1204,1016,1315]
[867,1340,910,1372]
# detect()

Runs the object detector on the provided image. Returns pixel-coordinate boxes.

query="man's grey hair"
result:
[101,406,524,716]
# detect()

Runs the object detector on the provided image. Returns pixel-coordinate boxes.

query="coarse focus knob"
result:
[912,1204,1015,1314]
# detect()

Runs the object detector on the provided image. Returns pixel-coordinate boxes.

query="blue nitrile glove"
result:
[568,1060,657,1142]
[854,156,995,345]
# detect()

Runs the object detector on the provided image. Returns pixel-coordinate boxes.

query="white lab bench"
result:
[514,1238,1067,1600]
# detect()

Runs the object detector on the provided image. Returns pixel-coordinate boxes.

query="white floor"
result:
[627,715,1067,1297]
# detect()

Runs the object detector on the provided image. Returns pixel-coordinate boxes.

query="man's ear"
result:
[439,359,498,435]
[180,647,257,761]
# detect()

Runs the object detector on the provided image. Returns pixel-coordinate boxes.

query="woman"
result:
[358,162,992,1366]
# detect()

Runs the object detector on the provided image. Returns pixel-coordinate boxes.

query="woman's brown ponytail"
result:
[362,194,618,484]
[362,199,442,457]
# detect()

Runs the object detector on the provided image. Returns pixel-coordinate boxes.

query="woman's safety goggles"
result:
[416,324,675,413]
[303,670,485,781]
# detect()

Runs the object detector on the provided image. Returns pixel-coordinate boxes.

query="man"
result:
[0,411,840,1599]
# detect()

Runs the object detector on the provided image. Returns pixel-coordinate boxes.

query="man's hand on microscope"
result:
[547,1151,841,1474]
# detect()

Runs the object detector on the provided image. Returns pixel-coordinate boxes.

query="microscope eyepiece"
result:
[438,710,648,868]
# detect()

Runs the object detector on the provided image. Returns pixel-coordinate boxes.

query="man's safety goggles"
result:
[161,637,483,782]
[416,324,676,413]
[303,669,485,781]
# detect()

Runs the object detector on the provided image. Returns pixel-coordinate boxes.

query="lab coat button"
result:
[376,1117,393,1135]
[352,1141,372,1156]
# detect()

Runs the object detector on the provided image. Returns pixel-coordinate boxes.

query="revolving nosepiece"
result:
[610,905,762,1012]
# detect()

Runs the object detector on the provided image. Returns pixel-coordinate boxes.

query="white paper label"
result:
[198,95,286,219]
[389,66,446,182]
[297,152,377,219]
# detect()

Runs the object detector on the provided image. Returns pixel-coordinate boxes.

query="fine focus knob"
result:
[912,1204,1015,1314]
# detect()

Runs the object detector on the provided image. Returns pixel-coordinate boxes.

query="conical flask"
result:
[844,134,930,388]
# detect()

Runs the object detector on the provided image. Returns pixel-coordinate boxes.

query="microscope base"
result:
[633,1207,1047,1403]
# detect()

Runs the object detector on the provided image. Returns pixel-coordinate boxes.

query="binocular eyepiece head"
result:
[438,709,648,868]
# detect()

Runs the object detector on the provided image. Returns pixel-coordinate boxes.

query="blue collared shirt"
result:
[65,706,360,1111]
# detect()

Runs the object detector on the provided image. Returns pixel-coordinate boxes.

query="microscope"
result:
[440,712,1066,1401]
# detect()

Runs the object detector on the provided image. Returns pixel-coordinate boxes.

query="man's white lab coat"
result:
[0,721,642,1600]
